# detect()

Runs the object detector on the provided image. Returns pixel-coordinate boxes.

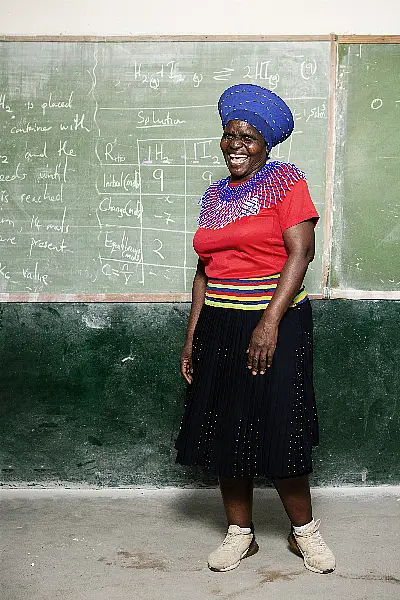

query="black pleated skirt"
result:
[175,300,319,479]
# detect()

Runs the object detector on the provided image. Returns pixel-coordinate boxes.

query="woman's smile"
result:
[227,153,249,167]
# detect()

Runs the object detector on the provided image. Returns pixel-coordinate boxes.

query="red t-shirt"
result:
[193,179,319,279]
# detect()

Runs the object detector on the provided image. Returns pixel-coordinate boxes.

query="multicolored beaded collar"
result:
[197,161,306,230]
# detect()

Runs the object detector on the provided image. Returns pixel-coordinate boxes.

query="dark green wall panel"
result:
[312,301,399,485]
[0,301,399,487]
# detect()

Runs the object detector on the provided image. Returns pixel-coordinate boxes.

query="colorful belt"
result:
[204,274,308,310]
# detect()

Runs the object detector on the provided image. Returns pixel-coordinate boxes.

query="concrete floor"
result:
[0,487,399,600]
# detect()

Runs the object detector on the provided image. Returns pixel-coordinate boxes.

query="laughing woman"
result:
[175,84,335,575]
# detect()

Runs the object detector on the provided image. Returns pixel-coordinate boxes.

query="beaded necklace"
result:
[197,161,306,230]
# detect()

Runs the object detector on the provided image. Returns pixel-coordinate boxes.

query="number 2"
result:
[153,239,165,260]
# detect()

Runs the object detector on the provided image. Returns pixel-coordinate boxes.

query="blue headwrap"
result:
[218,84,294,151]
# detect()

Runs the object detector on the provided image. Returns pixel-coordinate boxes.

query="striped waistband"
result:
[204,274,308,310]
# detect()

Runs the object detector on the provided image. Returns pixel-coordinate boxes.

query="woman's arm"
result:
[247,220,315,375]
[181,259,208,383]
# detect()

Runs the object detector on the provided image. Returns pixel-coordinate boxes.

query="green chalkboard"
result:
[0,41,330,296]
[332,44,400,293]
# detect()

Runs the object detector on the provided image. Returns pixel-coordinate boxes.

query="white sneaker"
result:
[288,519,336,574]
[208,525,259,572]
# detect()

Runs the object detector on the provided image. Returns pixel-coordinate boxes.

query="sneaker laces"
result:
[220,530,250,550]
[298,519,328,554]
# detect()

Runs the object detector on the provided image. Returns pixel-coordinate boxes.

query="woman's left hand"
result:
[247,319,278,375]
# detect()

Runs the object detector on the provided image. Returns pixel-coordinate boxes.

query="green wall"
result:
[0,301,399,487]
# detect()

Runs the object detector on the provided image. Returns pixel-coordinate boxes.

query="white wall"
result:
[1,0,399,36]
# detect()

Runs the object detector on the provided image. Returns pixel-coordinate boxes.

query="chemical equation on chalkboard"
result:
[109,57,320,92]
[112,60,282,91]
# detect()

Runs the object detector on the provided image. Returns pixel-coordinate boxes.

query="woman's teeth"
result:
[229,155,247,165]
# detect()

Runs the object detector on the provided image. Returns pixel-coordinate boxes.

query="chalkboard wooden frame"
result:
[1,34,399,302]
[2,35,399,43]
[338,36,400,44]
[0,36,333,42]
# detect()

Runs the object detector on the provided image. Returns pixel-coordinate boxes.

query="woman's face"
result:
[220,120,267,182]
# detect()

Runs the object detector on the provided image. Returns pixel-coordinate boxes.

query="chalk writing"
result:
[193,73,203,87]
[59,113,91,132]
[22,262,49,286]
[0,163,26,182]
[0,93,14,114]
[29,237,70,257]
[0,234,16,245]
[243,62,279,89]
[104,231,142,262]
[0,40,329,294]
[137,110,185,128]
[10,120,52,134]
[0,216,15,228]
[142,143,172,165]
[30,207,69,234]
[98,197,143,219]
[0,190,9,203]
[41,92,74,116]
[25,142,48,162]
[104,140,126,163]
[301,60,317,80]
[102,171,140,192]
[0,261,12,280]
[371,98,383,110]
[153,238,165,260]
[58,141,76,157]
[213,68,235,81]
[306,103,327,122]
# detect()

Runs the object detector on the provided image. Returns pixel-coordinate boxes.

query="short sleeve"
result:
[276,179,319,233]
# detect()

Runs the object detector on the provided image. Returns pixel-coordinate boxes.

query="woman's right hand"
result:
[180,340,193,384]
